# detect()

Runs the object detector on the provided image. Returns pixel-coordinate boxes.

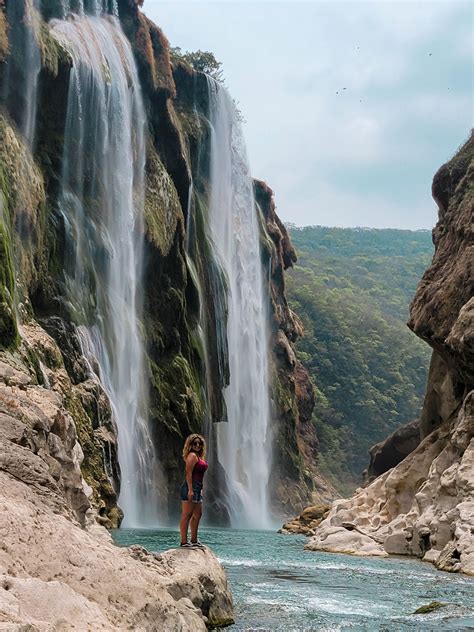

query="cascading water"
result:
[2,0,41,148]
[51,14,159,527]
[206,79,272,529]
[57,0,118,18]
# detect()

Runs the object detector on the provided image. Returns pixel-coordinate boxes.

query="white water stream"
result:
[57,0,118,18]
[206,79,272,528]
[52,14,158,527]
[3,0,41,148]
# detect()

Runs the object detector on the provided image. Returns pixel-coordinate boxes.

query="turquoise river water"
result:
[112,527,474,631]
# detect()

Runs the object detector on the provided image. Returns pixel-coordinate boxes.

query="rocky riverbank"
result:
[0,323,233,630]
[285,134,474,575]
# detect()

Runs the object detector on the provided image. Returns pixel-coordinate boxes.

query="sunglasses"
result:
[192,440,203,446]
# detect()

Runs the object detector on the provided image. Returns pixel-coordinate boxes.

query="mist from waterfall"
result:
[206,78,272,529]
[51,14,159,527]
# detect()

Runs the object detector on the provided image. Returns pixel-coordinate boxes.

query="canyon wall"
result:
[0,0,319,534]
[303,133,473,574]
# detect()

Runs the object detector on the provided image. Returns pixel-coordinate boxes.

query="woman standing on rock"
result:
[180,434,208,548]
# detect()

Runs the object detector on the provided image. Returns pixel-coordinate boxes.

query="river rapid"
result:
[112,527,474,631]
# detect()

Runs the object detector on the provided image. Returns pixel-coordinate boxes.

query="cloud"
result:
[144,1,473,229]
[279,178,438,230]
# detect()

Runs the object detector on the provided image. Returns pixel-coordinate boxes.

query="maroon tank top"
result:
[192,457,208,484]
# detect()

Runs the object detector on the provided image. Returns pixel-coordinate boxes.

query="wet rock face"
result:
[255,179,330,515]
[303,134,474,574]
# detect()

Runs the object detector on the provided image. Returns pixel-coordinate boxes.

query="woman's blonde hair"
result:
[182,433,206,461]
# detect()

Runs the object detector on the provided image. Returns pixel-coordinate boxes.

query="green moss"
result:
[40,338,63,370]
[67,392,103,483]
[174,105,207,146]
[413,602,447,615]
[21,341,44,384]
[149,352,203,436]
[0,173,18,349]
[273,368,296,414]
[145,144,182,257]
[66,389,121,527]
[0,115,46,299]
[208,616,235,629]
[0,297,18,350]
[272,368,304,480]
[0,7,8,62]
[173,103,211,180]
[39,22,71,77]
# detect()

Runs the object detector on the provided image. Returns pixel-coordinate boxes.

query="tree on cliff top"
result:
[171,48,224,83]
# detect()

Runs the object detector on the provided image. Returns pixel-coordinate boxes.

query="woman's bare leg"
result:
[190,504,203,543]
[180,501,194,544]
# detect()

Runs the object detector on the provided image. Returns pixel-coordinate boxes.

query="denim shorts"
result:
[180,480,203,503]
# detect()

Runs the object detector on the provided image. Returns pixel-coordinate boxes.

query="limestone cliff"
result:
[0,0,318,537]
[302,133,474,574]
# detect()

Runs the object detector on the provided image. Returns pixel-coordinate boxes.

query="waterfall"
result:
[57,1,118,18]
[51,14,159,527]
[206,79,272,529]
[2,0,41,148]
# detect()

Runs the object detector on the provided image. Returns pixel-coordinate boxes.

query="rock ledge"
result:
[0,326,234,630]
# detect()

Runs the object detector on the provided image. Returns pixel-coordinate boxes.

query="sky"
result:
[142,1,473,229]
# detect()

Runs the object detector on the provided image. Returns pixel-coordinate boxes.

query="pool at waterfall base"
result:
[112,527,474,630]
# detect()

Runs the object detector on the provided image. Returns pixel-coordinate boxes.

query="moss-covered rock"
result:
[149,353,203,435]
[413,602,448,615]
[38,21,71,78]
[0,1,8,62]
[0,115,48,348]
[67,386,122,528]
[0,115,47,297]
[145,143,182,257]
[133,13,175,96]
[0,219,17,349]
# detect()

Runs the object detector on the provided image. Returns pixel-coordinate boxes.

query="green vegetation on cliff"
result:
[286,226,434,492]
[171,48,224,82]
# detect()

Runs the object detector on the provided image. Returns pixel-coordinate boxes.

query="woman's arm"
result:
[185,453,198,501]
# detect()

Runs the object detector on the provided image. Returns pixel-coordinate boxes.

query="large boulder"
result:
[279,503,331,535]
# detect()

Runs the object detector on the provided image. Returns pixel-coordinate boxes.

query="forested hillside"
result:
[286,226,434,493]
